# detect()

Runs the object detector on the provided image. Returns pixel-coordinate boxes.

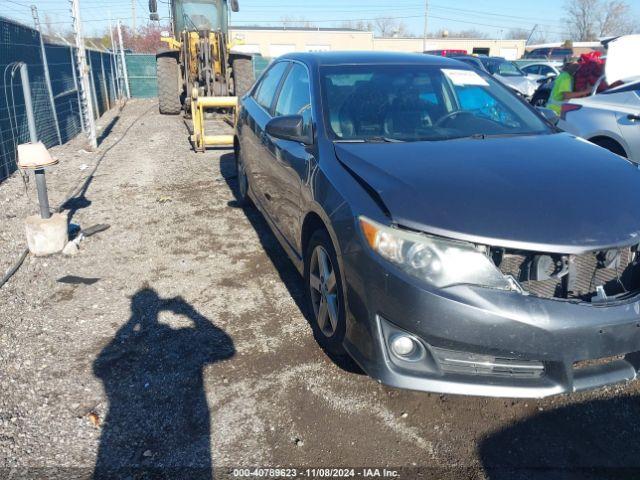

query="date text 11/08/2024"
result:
[231,468,400,478]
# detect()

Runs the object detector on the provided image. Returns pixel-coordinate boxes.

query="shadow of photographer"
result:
[93,287,235,479]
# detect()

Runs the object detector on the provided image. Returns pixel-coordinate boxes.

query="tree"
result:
[597,0,636,36]
[565,0,635,40]
[434,29,489,39]
[280,16,317,29]
[339,20,374,31]
[373,17,412,37]
[99,23,169,53]
[505,28,531,40]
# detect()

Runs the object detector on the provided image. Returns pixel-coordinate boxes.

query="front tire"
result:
[305,229,346,356]
[157,56,182,115]
[231,57,255,98]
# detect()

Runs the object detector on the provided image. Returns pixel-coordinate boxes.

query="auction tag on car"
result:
[442,69,489,86]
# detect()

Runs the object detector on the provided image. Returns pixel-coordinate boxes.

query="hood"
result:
[334,133,640,254]
[605,34,640,84]
[495,75,537,96]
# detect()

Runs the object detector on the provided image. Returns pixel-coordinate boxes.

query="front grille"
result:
[496,247,640,302]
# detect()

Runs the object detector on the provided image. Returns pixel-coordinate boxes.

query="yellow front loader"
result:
[149,0,255,116]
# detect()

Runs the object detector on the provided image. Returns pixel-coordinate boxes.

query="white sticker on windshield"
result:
[442,69,489,86]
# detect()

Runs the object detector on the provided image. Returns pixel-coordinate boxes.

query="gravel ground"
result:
[2,99,640,480]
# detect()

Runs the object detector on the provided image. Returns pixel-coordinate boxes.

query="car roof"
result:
[276,51,467,68]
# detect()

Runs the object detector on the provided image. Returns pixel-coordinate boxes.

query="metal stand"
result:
[34,169,51,219]
[20,64,51,219]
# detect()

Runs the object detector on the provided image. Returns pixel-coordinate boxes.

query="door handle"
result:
[628,114,640,122]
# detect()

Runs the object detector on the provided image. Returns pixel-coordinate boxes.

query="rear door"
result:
[240,60,290,214]
[263,62,315,252]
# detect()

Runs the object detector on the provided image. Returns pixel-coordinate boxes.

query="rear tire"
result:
[231,57,254,97]
[157,56,182,115]
[305,229,347,356]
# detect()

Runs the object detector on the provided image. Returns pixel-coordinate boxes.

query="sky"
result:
[1,0,639,41]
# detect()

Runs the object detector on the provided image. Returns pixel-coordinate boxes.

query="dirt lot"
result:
[2,100,640,479]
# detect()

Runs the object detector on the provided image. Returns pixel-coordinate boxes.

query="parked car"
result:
[235,51,640,398]
[558,35,640,161]
[513,59,563,71]
[524,47,574,61]
[477,57,539,99]
[424,49,467,57]
[558,80,640,161]
[449,55,489,73]
[519,62,561,78]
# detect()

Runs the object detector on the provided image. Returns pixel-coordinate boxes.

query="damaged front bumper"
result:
[342,248,640,398]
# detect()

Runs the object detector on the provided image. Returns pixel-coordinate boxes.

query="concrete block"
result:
[25,213,68,256]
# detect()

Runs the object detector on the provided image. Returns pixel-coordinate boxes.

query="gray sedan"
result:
[234,51,640,398]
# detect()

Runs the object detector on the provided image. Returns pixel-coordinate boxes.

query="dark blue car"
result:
[234,51,640,398]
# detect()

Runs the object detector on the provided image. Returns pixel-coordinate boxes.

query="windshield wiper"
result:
[333,136,405,143]
[363,136,405,143]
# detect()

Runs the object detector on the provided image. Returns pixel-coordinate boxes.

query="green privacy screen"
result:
[125,54,158,98]
[124,53,268,99]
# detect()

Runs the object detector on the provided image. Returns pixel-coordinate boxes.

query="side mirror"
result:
[265,115,313,145]
[536,107,559,126]
[230,0,240,12]
[149,0,158,20]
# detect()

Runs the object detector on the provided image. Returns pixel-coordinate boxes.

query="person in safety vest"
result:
[546,60,591,115]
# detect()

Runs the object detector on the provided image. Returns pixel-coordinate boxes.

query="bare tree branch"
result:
[565,0,635,40]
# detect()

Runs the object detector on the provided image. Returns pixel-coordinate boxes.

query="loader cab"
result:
[149,0,236,33]
[172,0,229,33]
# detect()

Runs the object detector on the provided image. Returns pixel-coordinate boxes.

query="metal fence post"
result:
[32,5,62,146]
[70,0,97,149]
[117,20,131,98]
[99,53,110,110]
[69,46,86,133]
[86,52,100,118]
[109,17,122,100]
[108,53,118,104]
[20,64,51,219]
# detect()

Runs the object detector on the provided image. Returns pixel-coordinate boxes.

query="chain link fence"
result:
[1,16,121,182]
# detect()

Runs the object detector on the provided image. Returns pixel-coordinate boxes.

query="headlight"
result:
[359,216,510,289]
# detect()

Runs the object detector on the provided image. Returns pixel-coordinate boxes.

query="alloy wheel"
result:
[309,245,339,337]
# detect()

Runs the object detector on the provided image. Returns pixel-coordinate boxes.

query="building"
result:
[229,26,527,60]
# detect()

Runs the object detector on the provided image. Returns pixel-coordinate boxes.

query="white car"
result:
[519,62,561,79]
[558,81,640,162]
[479,57,539,99]
[558,35,640,163]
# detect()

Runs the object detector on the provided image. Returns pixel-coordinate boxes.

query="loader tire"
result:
[232,57,254,98]
[157,56,182,115]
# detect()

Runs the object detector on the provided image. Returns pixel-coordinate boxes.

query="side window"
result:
[254,62,289,112]
[274,64,312,132]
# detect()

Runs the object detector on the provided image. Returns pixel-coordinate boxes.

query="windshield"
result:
[173,0,227,32]
[487,60,524,77]
[320,64,551,142]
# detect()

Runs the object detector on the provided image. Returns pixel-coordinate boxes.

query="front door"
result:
[241,61,290,216]
[263,63,315,254]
